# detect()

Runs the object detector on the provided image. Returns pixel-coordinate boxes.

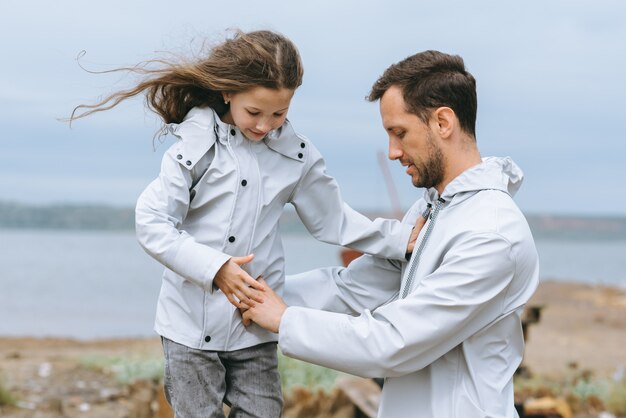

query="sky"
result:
[1,0,625,216]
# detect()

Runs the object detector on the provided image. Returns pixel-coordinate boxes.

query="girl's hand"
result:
[237,275,263,317]
[214,254,266,309]
[242,279,286,333]
[406,212,428,253]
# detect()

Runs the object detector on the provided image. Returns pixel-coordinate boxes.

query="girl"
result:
[72,30,417,418]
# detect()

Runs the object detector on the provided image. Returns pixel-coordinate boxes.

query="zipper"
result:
[400,197,445,299]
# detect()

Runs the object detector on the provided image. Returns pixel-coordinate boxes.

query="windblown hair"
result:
[70,30,304,124]
[368,50,477,138]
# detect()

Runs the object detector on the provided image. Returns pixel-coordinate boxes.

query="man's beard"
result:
[411,132,445,189]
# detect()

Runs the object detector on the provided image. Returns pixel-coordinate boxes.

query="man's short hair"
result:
[368,50,477,138]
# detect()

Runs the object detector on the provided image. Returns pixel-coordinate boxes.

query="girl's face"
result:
[223,87,295,141]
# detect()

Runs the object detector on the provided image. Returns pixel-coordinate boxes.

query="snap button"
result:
[241,179,247,186]
[300,142,305,148]
[186,160,192,166]
[176,154,183,160]
[228,236,235,243]
[298,153,303,159]
[230,129,236,136]
[204,335,211,343]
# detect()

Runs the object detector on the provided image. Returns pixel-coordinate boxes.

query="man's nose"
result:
[388,140,402,160]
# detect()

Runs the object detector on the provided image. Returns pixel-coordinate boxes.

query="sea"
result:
[1,228,625,339]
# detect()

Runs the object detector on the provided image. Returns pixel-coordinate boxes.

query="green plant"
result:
[0,379,16,407]
[80,354,164,384]
[80,351,341,392]
[605,379,626,416]
[278,351,343,393]
[570,377,610,401]
[515,371,626,416]
[514,374,560,398]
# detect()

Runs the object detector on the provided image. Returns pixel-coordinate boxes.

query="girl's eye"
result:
[274,112,286,117]
[247,110,260,116]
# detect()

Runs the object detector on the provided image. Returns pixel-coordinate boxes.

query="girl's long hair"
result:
[70,30,304,125]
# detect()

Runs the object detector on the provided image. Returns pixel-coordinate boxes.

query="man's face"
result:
[380,85,445,190]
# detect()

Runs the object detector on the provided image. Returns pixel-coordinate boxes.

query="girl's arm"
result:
[281,200,425,314]
[290,144,413,260]
[135,146,263,305]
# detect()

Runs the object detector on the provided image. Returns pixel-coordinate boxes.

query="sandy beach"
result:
[1,280,625,417]
[523,281,626,378]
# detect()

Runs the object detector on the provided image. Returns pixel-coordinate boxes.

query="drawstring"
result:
[400,197,445,299]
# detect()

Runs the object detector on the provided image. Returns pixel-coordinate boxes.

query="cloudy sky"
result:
[1,0,625,216]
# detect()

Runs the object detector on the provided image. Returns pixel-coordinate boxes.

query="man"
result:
[243,50,539,418]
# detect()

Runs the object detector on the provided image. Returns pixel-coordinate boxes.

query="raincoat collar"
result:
[169,107,304,163]
[424,156,524,206]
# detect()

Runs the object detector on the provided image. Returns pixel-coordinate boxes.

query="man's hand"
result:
[406,212,428,253]
[242,279,287,333]
[214,254,266,309]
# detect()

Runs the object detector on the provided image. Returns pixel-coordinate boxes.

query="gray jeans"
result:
[161,337,283,418]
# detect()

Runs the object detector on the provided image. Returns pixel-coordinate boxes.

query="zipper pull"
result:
[421,203,433,219]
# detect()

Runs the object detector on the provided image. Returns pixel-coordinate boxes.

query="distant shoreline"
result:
[2,200,626,239]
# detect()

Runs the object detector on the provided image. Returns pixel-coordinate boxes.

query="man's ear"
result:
[433,107,456,139]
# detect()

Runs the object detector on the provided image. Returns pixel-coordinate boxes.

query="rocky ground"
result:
[523,281,626,378]
[0,281,625,417]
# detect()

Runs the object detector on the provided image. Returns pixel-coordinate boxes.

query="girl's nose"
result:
[256,119,271,132]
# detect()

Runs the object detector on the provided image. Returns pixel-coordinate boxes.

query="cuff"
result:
[170,236,231,292]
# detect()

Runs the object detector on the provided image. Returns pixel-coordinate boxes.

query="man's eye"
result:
[396,131,405,138]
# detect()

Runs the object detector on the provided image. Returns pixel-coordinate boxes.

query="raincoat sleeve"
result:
[135,146,230,291]
[289,146,412,261]
[279,232,517,378]
[283,254,403,315]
